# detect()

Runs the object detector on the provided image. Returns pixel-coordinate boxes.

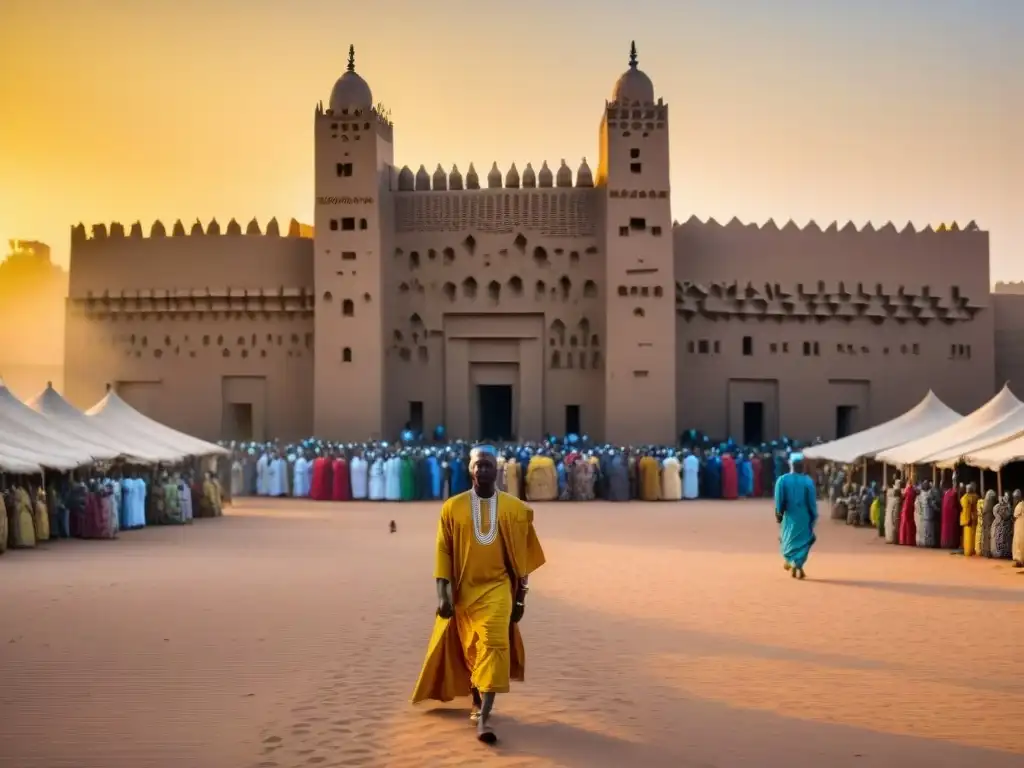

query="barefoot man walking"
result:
[775,451,818,579]
[411,444,546,744]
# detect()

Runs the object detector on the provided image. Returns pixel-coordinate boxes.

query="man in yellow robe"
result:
[411,444,546,744]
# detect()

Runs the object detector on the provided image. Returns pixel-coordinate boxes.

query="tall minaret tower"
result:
[312,46,393,439]
[598,42,676,445]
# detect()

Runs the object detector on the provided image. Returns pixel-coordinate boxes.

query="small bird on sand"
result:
[389,520,397,533]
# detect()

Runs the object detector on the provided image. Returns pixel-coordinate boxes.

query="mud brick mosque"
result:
[64,44,1024,445]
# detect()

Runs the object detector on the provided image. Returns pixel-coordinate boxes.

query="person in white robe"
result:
[661,455,682,500]
[129,476,147,528]
[179,476,194,522]
[267,453,286,497]
[368,457,385,500]
[257,452,271,496]
[384,455,402,501]
[350,455,369,499]
[231,459,245,497]
[682,452,700,500]
[293,452,312,498]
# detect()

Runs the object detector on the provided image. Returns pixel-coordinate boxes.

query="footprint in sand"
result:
[262,736,283,745]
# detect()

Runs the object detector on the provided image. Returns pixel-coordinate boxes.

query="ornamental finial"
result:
[347,44,356,72]
[629,41,638,69]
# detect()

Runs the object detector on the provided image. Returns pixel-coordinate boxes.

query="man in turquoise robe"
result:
[774,452,818,580]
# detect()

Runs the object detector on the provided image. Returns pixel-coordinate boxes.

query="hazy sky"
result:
[1,0,1020,279]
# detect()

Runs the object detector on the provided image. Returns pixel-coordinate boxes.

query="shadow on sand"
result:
[423,709,692,767]
[812,577,1024,604]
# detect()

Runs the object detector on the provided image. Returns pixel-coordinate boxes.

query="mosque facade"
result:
[64,44,1015,446]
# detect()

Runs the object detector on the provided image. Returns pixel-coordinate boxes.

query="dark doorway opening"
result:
[565,404,581,435]
[743,401,764,446]
[478,385,513,441]
[408,400,424,433]
[836,405,857,439]
[223,402,253,441]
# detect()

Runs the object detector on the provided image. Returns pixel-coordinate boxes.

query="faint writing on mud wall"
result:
[317,196,374,205]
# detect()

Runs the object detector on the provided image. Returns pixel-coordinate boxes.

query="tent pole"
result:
[998,469,1003,498]
[862,458,868,486]
[981,471,986,495]
[882,463,887,488]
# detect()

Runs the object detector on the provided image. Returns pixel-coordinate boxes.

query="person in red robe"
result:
[898,482,918,545]
[720,453,738,500]
[751,455,763,498]
[940,482,962,549]
[332,454,351,501]
[311,455,333,501]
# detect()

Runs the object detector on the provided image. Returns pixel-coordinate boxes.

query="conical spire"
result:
[347,44,356,72]
[629,41,638,69]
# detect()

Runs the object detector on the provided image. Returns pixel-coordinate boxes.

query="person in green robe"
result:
[400,453,416,501]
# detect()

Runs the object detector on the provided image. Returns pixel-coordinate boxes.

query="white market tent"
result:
[925,401,1024,469]
[0,378,118,469]
[85,387,229,459]
[26,383,179,464]
[875,384,1024,467]
[802,390,961,464]
[0,444,45,474]
[962,432,1024,472]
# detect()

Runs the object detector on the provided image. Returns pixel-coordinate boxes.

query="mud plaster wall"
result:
[672,220,994,440]
[994,294,1024,395]
[385,191,604,440]
[65,230,315,441]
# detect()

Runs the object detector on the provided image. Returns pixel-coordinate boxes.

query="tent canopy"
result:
[802,390,961,464]
[0,378,112,469]
[924,401,1024,468]
[26,383,180,464]
[86,388,229,458]
[963,432,1024,472]
[0,444,44,474]
[875,385,1024,466]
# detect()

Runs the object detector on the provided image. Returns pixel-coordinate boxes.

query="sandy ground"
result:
[0,498,1022,768]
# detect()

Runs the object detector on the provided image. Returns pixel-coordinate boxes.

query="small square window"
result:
[651,226,662,236]
[630,162,642,173]
[341,218,355,230]
[630,148,640,159]
[329,220,339,231]
[619,226,629,236]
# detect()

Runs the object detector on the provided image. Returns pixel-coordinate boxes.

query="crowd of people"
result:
[0,465,225,555]
[224,433,819,503]
[827,470,1024,567]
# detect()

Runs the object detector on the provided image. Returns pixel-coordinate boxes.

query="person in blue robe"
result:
[605,451,630,501]
[450,455,469,495]
[774,452,818,580]
[427,454,442,499]
[738,455,753,498]
[706,453,722,499]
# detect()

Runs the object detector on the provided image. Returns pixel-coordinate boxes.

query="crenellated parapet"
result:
[396,158,593,192]
[671,215,984,236]
[70,216,312,244]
